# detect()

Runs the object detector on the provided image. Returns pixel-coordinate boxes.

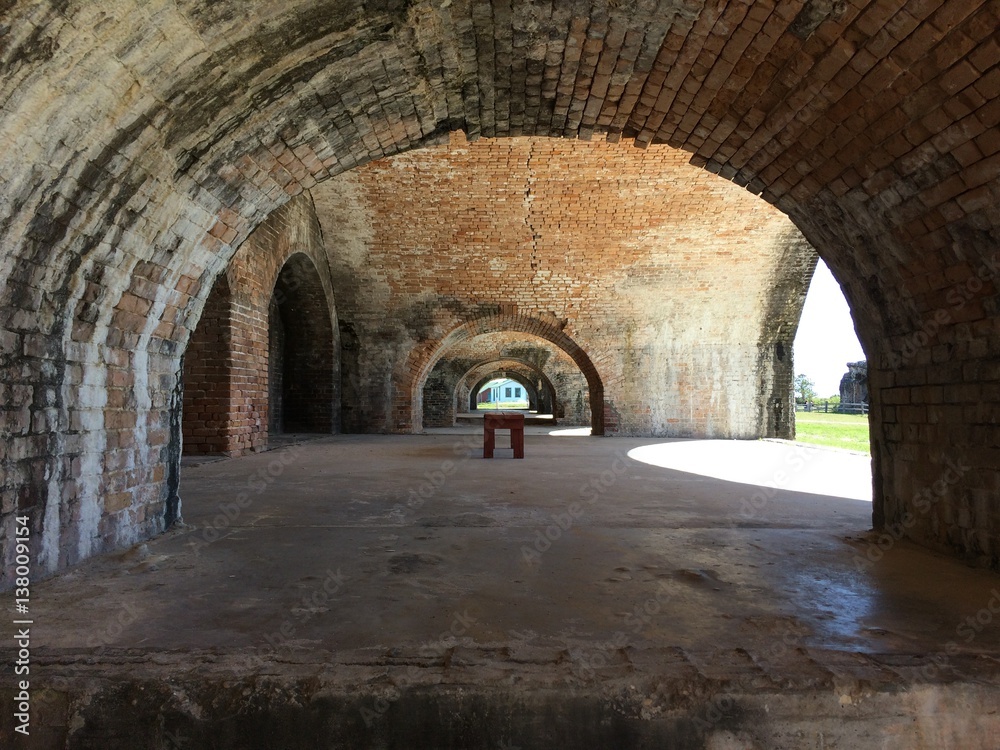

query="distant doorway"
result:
[475,377,530,410]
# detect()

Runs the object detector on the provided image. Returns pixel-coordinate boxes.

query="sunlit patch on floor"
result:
[627,439,872,502]
[548,427,592,437]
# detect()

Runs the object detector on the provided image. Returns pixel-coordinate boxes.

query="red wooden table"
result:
[483,412,525,459]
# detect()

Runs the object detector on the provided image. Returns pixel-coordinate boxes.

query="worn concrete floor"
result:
[9,431,1000,748]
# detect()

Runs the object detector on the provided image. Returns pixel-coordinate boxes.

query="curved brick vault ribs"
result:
[407,313,607,434]
[0,0,999,583]
[426,355,569,428]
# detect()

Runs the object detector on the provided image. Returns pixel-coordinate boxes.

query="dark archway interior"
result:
[268,254,336,434]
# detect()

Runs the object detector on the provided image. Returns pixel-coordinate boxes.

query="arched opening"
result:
[421,341,578,428]
[410,314,605,435]
[793,258,872,454]
[423,360,547,426]
[456,357,568,425]
[267,253,337,435]
[179,198,338,459]
[472,376,533,411]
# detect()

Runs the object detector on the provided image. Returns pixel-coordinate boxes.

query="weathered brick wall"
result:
[2,0,999,584]
[314,133,814,438]
[182,275,233,455]
[802,201,1000,570]
[182,195,339,455]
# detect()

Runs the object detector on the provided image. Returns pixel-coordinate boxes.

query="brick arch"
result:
[407,314,605,435]
[180,196,339,457]
[460,359,560,418]
[3,0,1000,581]
[422,353,558,427]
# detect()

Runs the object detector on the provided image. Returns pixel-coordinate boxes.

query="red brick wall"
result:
[181,275,233,454]
[315,134,813,438]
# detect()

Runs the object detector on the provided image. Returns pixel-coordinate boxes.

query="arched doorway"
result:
[419,336,592,430]
[409,313,605,435]
[268,253,337,435]
[457,359,565,422]
[471,375,536,412]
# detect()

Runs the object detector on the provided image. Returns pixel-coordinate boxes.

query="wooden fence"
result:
[796,401,869,415]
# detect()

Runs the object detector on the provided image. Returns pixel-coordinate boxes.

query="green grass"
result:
[795,411,871,454]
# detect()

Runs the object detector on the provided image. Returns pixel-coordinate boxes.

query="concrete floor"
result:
[7,431,1000,748]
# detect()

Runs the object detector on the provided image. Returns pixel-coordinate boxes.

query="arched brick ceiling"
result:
[1,0,997,361]
[423,332,585,377]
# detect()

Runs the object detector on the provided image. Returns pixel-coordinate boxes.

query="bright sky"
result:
[793,259,866,398]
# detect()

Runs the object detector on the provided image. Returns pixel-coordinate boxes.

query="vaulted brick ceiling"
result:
[3,0,996,349]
